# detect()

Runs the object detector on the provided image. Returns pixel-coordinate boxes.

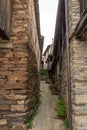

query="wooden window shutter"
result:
[0,0,11,40]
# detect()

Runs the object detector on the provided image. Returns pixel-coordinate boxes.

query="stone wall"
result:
[29,0,41,72]
[0,0,41,130]
[70,39,87,130]
[55,0,87,129]
[69,0,87,129]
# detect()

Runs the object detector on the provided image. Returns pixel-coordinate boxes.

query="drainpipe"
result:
[65,0,72,130]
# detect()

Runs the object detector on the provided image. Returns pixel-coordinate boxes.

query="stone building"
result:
[50,0,87,130]
[40,36,44,68]
[43,44,53,69]
[0,0,42,130]
[40,36,44,56]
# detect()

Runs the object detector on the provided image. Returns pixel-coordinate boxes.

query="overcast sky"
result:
[39,0,59,53]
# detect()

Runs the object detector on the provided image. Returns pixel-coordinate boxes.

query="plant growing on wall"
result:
[27,93,41,129]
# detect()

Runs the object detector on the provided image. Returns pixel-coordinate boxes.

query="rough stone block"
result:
[11,125,26,130]
[0,126,9,130]
[5,95,27,100]
[0,119,7,125]
[75,95,87,104]
[11,105,26,112]
[0,105,9,111]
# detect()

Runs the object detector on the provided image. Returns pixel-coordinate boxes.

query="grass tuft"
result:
[56,98,69,129]
[63,118,69,129]
[56,98,66,117]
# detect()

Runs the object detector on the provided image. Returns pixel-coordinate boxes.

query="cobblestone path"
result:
[31,81,66,130]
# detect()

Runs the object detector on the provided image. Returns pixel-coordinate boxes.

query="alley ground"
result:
[31,81,66,130]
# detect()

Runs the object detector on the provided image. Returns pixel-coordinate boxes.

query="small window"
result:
[0,0,11,40]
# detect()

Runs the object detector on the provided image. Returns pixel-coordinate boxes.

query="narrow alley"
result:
[31,81,66,130]
[0,0,87,130]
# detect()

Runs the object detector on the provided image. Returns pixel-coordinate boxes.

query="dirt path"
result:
[31,81,66,130]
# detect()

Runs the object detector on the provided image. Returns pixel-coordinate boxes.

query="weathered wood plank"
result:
[80,0,87,14]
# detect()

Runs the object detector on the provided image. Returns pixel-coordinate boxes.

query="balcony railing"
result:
[0,0,11,40]
[80,0,87,14]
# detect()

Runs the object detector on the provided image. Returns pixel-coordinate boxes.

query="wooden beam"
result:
[74,8,87,37]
